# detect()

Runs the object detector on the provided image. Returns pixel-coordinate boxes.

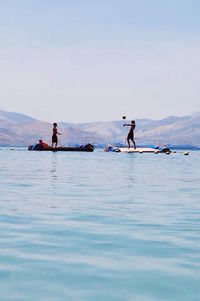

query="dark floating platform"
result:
[28,143,94,152]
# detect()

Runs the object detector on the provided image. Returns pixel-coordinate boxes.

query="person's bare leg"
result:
[131,138,136,149]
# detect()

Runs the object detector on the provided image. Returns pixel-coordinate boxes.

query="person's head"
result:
[131,120,135,124]
[53,122,57,127]
[39,139,43,144]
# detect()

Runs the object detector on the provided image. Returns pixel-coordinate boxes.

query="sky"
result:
[0,0,200,122]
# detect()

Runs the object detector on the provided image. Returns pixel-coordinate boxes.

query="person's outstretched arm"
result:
[123,124,132,127]
[56,129,61,135]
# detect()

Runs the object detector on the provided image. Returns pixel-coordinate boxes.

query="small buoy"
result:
[166,151,170,155]
[184,152,189,156]
[139,150,143,153]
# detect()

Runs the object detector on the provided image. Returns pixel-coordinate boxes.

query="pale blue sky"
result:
[0,0,200,122]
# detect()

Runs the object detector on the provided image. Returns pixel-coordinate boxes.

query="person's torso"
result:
[129,125,135,134]
[53,128,57,135]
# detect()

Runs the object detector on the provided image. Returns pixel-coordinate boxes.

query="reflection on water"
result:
[50,155,58,191]
[0,148,199,301]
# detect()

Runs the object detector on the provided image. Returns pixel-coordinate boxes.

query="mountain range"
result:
[0,109,200,146]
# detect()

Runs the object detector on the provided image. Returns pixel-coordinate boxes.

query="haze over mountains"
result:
[0,109,200,146]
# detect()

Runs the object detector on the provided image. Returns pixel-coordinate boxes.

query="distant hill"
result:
[0,109,200,146]
[0,110,103,146]
[0,109,35,124]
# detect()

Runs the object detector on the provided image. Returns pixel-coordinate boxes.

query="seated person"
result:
[39,139,49,149]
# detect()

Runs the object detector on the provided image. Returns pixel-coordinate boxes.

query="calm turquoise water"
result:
[0,148,199,301]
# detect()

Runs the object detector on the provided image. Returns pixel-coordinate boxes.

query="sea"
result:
[0,147,199,301]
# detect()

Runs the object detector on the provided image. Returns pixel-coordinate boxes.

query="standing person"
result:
[123,120,136,149]
[52,123,61,148]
